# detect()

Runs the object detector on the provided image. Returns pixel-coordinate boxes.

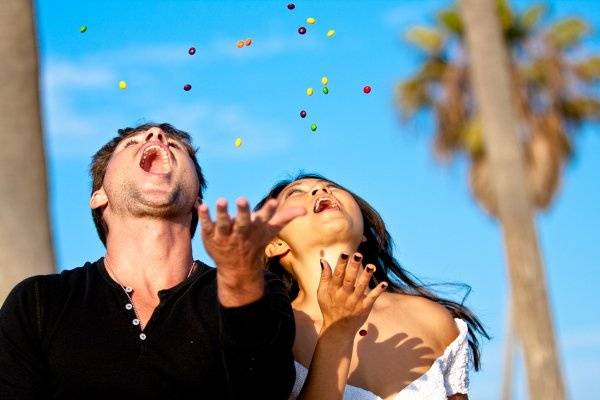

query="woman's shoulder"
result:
[375,292,461,354]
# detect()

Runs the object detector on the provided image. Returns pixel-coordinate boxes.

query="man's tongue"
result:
[140,151,170,174]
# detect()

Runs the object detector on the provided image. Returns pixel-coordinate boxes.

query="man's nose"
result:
[144,130,167,144]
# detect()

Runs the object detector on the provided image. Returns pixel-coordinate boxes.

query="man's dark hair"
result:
[90,123,207,246]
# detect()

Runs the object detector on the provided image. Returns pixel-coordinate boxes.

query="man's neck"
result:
[104,216,194,300]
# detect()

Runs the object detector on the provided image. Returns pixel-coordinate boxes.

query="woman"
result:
[256,173,489,400]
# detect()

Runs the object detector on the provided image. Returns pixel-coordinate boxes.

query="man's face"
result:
[97,127,200,221]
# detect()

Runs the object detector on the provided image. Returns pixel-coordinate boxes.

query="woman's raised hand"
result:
[317,252,388,335]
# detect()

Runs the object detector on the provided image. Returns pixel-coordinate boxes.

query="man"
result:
[0,123,305,399]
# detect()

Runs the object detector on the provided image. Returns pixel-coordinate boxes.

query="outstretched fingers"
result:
[343,253,363,294]
[364,281,388,308]
[215,198,232,237]
[233,197,251,236]
[198,203,215,237]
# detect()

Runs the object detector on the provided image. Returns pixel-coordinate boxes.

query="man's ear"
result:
[90,188,108,210]
[265,239,291,259]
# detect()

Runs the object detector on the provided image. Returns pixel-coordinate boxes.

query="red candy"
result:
[363,85,372,94]
[359,329,368,336]
[183,84,192,91]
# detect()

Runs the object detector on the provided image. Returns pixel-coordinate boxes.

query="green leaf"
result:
[397,77,430,117]
[497,0,515,30]
[437,9,463,35]
[521,4,546,30]
[460,117,484,156]
[548,18,589,48]
[405,26,444,54]
[574,56,600,81]
[563,97,600,120]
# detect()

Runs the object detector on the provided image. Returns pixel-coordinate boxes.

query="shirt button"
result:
[125,287,133,293]
[139,333,147,340]
[125,303,133,310]
[132,319,140,326]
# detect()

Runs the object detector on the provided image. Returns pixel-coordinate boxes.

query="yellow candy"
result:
[234,137,243,147]
[118,80,127,90]
[306,17,316,25]
[321,76,328,85]
[327,29,335,37]
[306,87,314,96]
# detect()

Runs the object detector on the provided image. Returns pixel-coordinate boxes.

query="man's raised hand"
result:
[197,197,305,306]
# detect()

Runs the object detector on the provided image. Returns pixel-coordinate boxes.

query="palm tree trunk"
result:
[0,0,55,304]
[457,0,566,398]
[501,298,516,400]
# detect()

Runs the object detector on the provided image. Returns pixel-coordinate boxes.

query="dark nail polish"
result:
[340,253,349,260]
[381,282,388,289]
[366,265,375,273]
[320,259,324,270]
[353,254,362,262]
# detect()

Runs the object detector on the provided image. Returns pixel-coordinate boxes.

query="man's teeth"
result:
[140,146,171,172]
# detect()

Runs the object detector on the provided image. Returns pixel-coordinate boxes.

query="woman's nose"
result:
[311,186,330,196]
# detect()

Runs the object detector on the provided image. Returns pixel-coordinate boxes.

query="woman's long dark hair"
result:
[255,173,489,371]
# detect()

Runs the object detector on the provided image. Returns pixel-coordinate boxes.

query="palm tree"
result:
[0,0,55,303]
[398,1,599,216]
[397,0,599,398]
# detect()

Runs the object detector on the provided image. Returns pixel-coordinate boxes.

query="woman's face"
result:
[274,178,365,251]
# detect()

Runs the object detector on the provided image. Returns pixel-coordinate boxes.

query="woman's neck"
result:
[291,243,359,320]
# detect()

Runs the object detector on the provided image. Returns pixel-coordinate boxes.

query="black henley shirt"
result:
[0,258,296,399]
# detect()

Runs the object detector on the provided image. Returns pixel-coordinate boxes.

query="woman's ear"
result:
[90,188,108,210]
[265,239,291,259]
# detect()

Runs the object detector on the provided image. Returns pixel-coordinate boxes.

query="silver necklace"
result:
[103,257,196,341]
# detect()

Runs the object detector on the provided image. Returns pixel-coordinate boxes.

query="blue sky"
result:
[35,0,600,398]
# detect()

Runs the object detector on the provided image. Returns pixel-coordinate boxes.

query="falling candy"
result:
[245,38,252,46]
[188,47,196,55]
[79,25,87,33]
[183,84,192,91]
[306,87,314,96]
[234,137,243,147]
[363,85,372,94]
[287,3,295,10]
[322,87,329,94]
[310,123,317,132]
[306,17,316,25]
[298,26,307,35]
[327,29,335,38]
[118,80,127,90]
[300,110,307,118]
[321,76,328,85]
[236,40,244,48]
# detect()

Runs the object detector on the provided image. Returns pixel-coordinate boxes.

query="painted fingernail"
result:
[353,253,362,262]
[366,265,376,273]
[381,282,388,289]
[340,253,349,260]
[320,259,324,270]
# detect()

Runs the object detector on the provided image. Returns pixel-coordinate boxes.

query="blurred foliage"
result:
[396,0,600,215]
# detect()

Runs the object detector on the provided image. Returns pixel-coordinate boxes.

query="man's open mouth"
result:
[139,145,171,174]
[313,196,340,213]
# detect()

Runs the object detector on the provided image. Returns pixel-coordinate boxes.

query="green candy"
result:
[310,123,317,132]
[79,25,87,33]
[322,87,329,94]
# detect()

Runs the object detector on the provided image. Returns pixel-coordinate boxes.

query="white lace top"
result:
[290,318,470,399]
